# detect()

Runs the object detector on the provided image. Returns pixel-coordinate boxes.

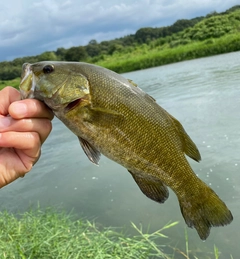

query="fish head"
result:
[19,61,90,113]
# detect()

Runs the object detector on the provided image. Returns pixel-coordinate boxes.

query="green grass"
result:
[0,78,20,90]
[95,33,240,73]
[0,208,234,259]
[0,208,177,259]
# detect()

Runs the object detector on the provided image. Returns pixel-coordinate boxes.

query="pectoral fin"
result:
[78,137,101,165]
[128,170,169,203]
[169,114,201,162]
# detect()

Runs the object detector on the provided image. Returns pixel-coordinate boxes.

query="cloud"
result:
[0,0,239,61]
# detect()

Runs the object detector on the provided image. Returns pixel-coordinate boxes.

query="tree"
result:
[107,43,123,55]
[56,48,67,60]
[88,39,98,45]
[135,27,159,43]
[65,46,88,61]
[37,51,58,61]
[86,44,100,57]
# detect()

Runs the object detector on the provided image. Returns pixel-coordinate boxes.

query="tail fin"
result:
[179,185,233,240]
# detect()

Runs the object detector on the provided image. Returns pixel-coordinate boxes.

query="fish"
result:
[19,61,233,240]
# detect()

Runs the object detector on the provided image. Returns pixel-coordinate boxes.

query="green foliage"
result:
[107,43,124,55]
[0,55,43,80]
[1,5,240,80]
[181,13,239,41]
[94,32,240,73]
[38,51,58,61]
[0,62,21,81]
[85,40,101,57]
[0,78,20,90]
[55,48,67,60]
[0,209,233,259]
[225,5,240,13]
[65,46,88,61]
[0,209,178,259]
[134,17,203,44]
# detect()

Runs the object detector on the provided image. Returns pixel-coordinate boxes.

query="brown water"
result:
[1,51,240,258]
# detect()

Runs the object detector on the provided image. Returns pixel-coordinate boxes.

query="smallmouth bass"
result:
[19,61,233,240]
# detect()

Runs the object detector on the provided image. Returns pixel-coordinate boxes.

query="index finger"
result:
[0,87,21,116]
[9,99,54,120]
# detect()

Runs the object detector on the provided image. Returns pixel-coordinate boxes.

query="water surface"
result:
[1,52,240,258]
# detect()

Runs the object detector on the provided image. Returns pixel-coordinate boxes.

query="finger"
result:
[0,87,21,116]
[9,99,54,120]
[0,131,42,174]
[0,131,41,158]
[0,117,52,144]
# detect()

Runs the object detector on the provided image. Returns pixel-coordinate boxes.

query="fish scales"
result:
[80,66,199,191]
[19,61,233,240]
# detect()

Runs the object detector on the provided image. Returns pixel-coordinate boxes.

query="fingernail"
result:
[0,117,11,128]
[12,102,28,116]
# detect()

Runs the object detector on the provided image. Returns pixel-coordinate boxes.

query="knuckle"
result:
[44,119,53,133]
[42,119,52,137]
[3,86,15,93]
[41,119,52,139]
[30,132,41,149]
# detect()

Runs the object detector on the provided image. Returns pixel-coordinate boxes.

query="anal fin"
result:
[78,137,101,165]
[128,170,169,203]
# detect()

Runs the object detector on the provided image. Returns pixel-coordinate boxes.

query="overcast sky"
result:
[0,0,239,62]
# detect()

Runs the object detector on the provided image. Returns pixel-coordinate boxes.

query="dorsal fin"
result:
[168,114,201,162]
[128,79,156,102]
[127,79,138,87]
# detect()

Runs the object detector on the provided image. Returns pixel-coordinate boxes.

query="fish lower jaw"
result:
[20,89,35,99]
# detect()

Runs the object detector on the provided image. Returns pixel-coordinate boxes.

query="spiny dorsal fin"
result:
[128,79,138,87]
[168,114,201,162]
[128,79,156,102]
[128,170,169,203]
[78,137,101,165]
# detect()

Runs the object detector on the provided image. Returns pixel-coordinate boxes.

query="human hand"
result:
[0,86,54,188]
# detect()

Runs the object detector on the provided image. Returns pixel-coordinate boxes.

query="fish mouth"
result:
[19,63,36,99]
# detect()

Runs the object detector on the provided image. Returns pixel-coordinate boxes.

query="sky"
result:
[0,0,239,62]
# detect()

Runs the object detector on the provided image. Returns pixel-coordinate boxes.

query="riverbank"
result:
[1,35,240,91]
[0,6,240,84]
[0,208,178,259]
[0,208,231,259]
[0,77,20,90]
[95,33,240,73]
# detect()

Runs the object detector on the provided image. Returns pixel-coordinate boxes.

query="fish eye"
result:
[43,64,54,74]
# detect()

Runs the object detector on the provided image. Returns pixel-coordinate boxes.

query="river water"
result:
[1,52,240,258]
